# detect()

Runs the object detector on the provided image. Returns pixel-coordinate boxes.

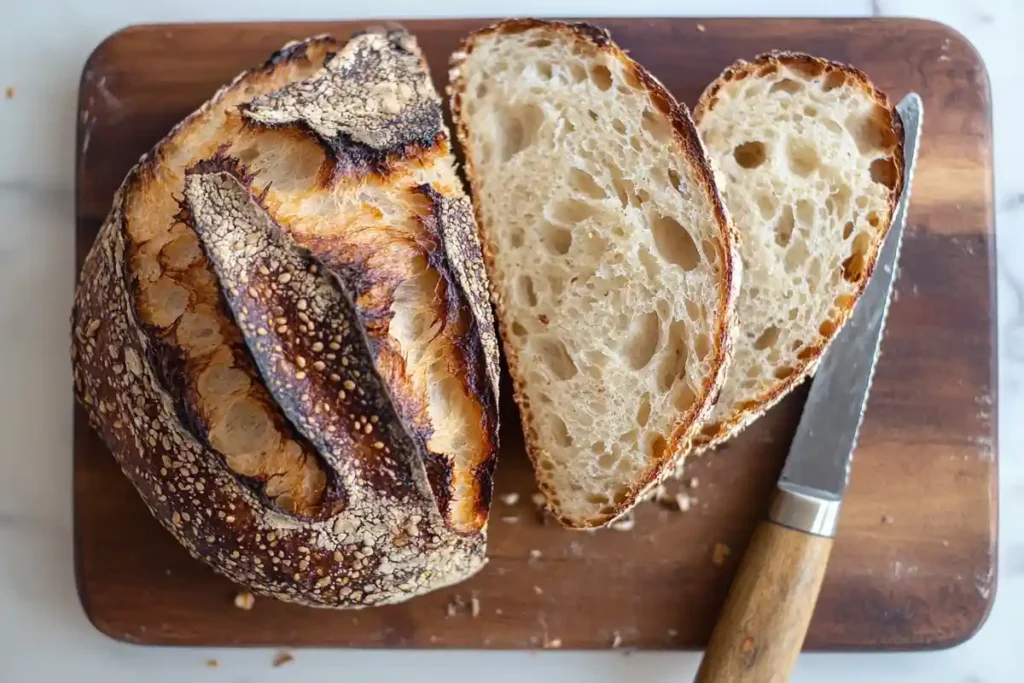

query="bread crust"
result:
[692,51,906,451]
[449,19,740,528]
[71,28,500,607]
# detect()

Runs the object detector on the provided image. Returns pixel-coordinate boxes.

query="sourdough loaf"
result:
[450,20,739,528]
[692,52,905,450]
[71,27,500,608]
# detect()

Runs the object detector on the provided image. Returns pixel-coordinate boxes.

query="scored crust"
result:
[691,51,905,450]
[449,19,740,527]
[71,28,500,607]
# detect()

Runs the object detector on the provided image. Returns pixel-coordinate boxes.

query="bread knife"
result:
[694,93,923,683]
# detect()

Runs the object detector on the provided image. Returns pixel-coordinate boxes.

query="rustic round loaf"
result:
[70,27,501,608]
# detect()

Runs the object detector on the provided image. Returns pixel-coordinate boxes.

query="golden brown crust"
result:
[691,51,905,450]
[71,29,499,607]
[449,19,740,528]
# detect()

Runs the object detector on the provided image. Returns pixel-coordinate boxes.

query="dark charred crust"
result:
[74,31,495,606]
[241,28,444,176]
[183,162,431,500]
[262,36,330,71]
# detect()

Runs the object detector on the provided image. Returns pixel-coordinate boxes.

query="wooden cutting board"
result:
[74,17,997,650]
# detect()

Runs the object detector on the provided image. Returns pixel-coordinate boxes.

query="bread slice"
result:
[450,20,739,528]
[71,28,501,608]
[691,52,904,449]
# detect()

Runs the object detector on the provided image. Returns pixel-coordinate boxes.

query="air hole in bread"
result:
[774,365,796,380]
[587,491,610,504]
[550,415,573,447]
[630,135,642,152]
[819,319,836,337]
[700,421,722,439]
[568,167,608,200]
[770,78,804,95]
[804,105,819,117]
[551,197,595,225]
[843,221,855,239]
[694,333,710,360]
[609,168,633,207]
[788,307,799,321]
[784,238,810,272]
[511,321,528,337]
[647,433,668,460]
[587,109,599,122]
[733,141,767,169]
[641,108,673,143]
[757,193,778,220]
[867,211,880,227]
[656,320,689,392]
[611,118,627,135]
[547,275,565,296]
[795,199,814,225]
[823,119,843,134]
[674,382,697,411]
[636,392,652,427]
[823,70,846,91]
[847,109,895,156]
[531,336,578,381]
[775,205,795,247]
[537,61,553,80]
[509,226,526,248]
[702,238,720,265]
[843,232,872,282]
[590,64,613,91]
[754,326,780,351]
[667,168,682,190]
[517,275,538,307]
[612,485,630,504]
[856,195,869,209]
[638,246,660,280]
[624,311,661,370]
[870,158,898,189]
[539,457,556,472]
[787,138,820,177]
[499,103,544,161]
[685,298,700,321]
[652,215,701,271]
[757,64,778,77]
[571,63,587,83]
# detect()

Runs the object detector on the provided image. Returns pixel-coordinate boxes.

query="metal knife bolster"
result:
[770,94,923,539]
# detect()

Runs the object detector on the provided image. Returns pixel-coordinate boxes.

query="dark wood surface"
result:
[74,17,997,650]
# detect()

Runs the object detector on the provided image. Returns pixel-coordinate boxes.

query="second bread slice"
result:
[450,20,739,527]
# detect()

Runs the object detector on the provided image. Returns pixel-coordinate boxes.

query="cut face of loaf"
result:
[450,20,739,527]
[71,29,501,608]
[692,52,904,449]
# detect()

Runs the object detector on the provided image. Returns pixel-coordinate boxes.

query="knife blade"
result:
[772,92,924,538]
[695,94,923,683]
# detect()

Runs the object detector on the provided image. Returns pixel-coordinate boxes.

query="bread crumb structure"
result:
[450,19,739,529]
[693,51,904,449]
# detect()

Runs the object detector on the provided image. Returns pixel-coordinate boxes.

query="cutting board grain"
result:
[74,17,997,650]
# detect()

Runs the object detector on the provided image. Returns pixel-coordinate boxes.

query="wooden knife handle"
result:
[695,521,834,683]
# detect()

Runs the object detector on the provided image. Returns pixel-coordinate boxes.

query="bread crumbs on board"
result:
[272,651,294,667]
[233,590,255,610]
[712,543,731,566]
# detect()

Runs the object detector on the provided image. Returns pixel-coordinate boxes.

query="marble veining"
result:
[1,0,1022,681]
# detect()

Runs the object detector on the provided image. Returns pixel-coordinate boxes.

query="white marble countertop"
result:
[2,0,1021,680]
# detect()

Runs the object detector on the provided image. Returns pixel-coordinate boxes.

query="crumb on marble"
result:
[233,590,255,610]
[272,651,294,667]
